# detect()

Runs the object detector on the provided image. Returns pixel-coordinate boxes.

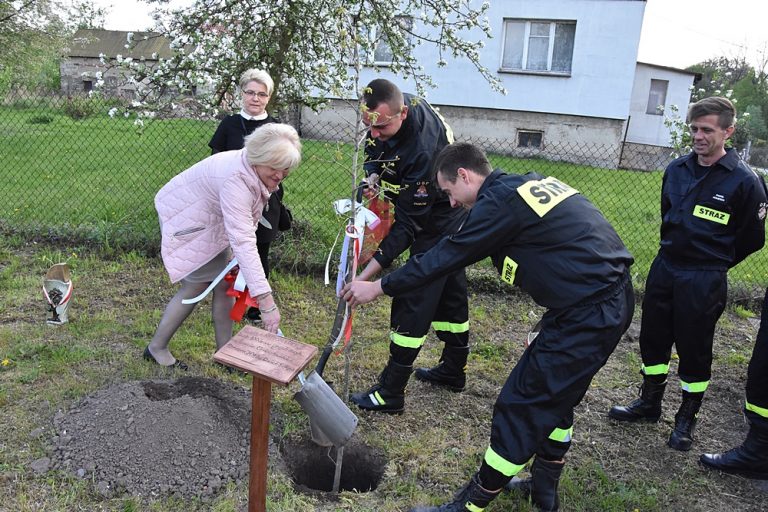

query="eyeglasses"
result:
[243,90,269,99]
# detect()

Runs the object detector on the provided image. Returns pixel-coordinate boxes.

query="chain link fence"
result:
[2,90,766,300]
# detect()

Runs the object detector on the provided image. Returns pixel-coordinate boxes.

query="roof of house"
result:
[637,61,698,76]
[67,28,175,60]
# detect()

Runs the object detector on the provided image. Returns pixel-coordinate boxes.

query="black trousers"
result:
[639,255,727,385]
[487,273,634,468]
[746,288,768,429]
[388,258,469,364]
[257,240,271,279]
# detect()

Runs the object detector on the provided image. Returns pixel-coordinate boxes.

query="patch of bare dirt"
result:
[48,377,254,499]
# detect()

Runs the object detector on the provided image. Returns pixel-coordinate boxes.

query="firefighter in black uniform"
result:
[342,142,635,512]
[609,97,767,451]
[350,79,470,414]
[700,286,768,479]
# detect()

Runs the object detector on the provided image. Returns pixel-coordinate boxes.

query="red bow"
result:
[224,266,258,321]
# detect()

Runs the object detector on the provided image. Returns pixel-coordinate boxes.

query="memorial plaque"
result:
[213,326,317,386]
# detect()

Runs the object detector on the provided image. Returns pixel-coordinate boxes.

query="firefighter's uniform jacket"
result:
[639,149,767,392]
[364,93,468,357]
[381,169,635,478]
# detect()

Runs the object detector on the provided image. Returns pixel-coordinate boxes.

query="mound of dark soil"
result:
[49,377,252,499]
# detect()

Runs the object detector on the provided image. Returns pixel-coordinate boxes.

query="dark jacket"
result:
[209,114,288,243]
[382,170,634,309]
[364,93,465,267]
[209,114,279,152]
[659,148,767,269]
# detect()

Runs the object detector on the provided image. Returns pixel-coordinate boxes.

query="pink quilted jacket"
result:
[155,149,272,297]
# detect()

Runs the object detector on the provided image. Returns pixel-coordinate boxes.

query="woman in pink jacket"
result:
[144,123,302,369]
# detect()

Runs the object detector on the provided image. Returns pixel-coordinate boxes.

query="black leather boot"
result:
[414,345,469,392]
[505,458,564,511]
[350,358,412,414]
[668,391,703,451]
[608,373,667,422]
[700,424,768,479]
[409,473,500,512]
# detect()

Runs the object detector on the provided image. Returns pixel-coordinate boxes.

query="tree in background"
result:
[109,0,503,116]
[687,52,768,144]
[100,0,505,205]
[0,0,105,94]
[745,104,768,141]
[665,49,768,158]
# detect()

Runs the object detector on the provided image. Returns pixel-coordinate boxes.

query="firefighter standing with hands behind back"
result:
[609,96,768,451]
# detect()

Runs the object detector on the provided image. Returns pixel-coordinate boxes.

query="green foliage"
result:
[732,304,756,320]
[684,55,768,150]
[62,95,100,120]
[745,104,768,140]
[0,1,104,94]
[28,113,55,124]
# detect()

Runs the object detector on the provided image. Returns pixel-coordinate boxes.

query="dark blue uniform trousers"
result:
[746,288,768,429]
[484,273,634,483]
[639,255,727,385]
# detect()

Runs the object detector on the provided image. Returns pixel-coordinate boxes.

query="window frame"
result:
[517,129,544,149]
[499,18,576,76]
[645,79,669,116]
[368,16,413,66]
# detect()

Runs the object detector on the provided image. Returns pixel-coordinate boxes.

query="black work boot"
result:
[668,391,703,451]
[414,345,469,392]
[350,358,412,414]
[410,473,500,512]
[505,458,564,511]
[608,373,667,422]
[700,424,768,479]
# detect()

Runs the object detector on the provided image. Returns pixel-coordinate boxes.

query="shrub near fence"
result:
[1,92,766,299]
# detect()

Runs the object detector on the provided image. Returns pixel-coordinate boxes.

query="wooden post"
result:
[249,377,271,512]
[213,326,317,512]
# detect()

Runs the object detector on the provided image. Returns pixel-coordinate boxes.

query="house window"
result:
[371,16,413,64]
[646,79,668,115]
[518,130,543,148]
[502,19,576,74]
[83,80,93,93]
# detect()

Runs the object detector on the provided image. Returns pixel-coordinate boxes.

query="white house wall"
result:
[356,0,645,121]
[307,0,646,168]
[626,63,696,146]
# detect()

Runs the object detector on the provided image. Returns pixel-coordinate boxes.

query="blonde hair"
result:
[239,68,274,96]
[244,124,302,171]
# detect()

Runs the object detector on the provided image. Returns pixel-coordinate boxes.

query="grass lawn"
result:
[1,103,766,290]
[0,236,765,511]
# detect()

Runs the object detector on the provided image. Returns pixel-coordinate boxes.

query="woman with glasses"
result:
[209,68,292,323]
